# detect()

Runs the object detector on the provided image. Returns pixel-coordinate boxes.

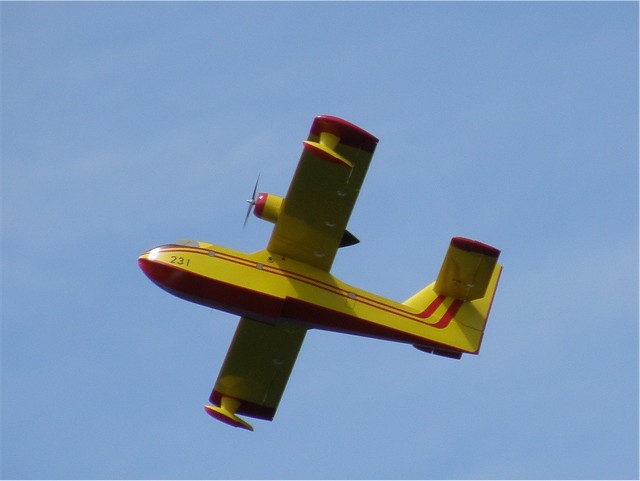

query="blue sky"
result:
[2,2,638,479]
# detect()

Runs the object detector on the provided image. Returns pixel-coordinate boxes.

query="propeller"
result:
[243,174,261,228]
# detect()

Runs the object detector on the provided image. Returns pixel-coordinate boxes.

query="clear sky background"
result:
[2,2,638,479]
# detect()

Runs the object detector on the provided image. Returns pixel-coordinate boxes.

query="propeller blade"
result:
[243,174,260,228]
[250,173,260,201]
[243,204,252,228]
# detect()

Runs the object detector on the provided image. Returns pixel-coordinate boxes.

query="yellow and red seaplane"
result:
[138,115,502,431]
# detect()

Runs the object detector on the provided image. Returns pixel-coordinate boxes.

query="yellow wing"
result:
[206,117,377,429]
[267,115,378,271]
[207,317,306,429]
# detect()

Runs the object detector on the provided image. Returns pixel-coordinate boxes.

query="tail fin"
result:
[404,237,502,356]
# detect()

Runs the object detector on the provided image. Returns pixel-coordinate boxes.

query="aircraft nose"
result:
[138,254,151,276]
[138,248,170,285]
[138,253,156,281]
[138,246,191,292]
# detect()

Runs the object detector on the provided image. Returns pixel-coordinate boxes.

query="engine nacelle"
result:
[253,192,359,248]
[253,193,283,224]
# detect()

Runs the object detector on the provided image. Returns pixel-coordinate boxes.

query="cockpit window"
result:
[175,238,200,247]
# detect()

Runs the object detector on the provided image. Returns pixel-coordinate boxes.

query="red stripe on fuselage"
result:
[431,299,463,328]
[417,295,446,319]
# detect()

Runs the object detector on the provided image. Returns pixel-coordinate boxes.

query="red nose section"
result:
[138,257,169,285]
[138,252,185,288]
[253,193,268,219]
[138,256,152,277]
[138,254,204,306]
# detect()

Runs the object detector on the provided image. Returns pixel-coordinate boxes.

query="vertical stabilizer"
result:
[404,237,502,355]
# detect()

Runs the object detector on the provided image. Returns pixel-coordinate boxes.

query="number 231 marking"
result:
[170,256,190,266]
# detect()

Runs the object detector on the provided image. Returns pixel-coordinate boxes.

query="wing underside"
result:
[267,115,378,271]
[208,317,306,425]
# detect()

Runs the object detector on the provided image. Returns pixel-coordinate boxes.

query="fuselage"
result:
[138,240,483,354]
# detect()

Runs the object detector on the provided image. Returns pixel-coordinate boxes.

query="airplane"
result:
[138,115,502,431]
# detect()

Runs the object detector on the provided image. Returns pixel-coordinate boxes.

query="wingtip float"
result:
[138,115,502,431]
[204,400,254,432]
